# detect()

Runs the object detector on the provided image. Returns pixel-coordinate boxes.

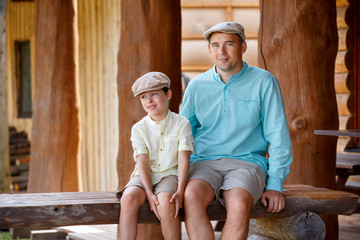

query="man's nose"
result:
[218,45,226,54]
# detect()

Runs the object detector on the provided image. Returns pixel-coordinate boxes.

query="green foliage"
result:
[0,231,29,240]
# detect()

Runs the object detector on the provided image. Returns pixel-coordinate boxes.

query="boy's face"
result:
[139,89,172,121]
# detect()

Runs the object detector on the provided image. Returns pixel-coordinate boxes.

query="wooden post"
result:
[28,0,82,192]
[0,0,10,193]
[117,0,181,239]
[258,0,339,239]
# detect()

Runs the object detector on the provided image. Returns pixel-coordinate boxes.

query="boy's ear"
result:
[166,89,172,100]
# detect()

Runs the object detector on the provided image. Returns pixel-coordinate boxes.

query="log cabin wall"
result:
[181,0,260,80]
[77,0,120,191]
[336,0,352,151]
[6,1,34,140]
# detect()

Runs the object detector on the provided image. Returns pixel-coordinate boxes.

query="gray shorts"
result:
[116,175,178,199]
[189,158,266,206]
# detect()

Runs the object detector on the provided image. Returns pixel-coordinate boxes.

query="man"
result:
[180,22,293,240]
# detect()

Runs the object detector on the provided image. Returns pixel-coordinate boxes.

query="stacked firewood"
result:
[9,126,30,192]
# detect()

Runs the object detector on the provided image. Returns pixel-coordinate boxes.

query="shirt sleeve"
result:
[261,77,293,193]
[130,124,148,161]
[179,83,199,135]
[178,119,194,153]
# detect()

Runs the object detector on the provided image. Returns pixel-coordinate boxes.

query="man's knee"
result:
[184,179,214,208]
[224,188,253,217]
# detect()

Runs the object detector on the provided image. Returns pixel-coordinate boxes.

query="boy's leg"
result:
[157,192,181,240]
[119,186,146,240]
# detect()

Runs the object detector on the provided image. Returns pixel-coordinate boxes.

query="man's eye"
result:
[152,93,157,96]
[141,95,146,99]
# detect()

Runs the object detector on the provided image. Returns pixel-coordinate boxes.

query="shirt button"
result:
[161,132,164,135]
[158,164,160,166]
[160,148,163,151]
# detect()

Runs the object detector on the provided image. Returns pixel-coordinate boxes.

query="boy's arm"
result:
[170,150,191,218]
[136,154,161,220]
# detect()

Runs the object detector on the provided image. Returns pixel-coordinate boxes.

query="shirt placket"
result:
[222,86,229,138]
[157,122,165,169]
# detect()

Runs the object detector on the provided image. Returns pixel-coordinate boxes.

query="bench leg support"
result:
[249,211,326,240]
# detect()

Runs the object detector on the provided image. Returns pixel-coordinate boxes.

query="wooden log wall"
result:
[0,0,10,193]
[5,0,34,140]
[28,0,81,193]
[117,1,182,239]
[78,0,120,192]
[336,0,353,151]
[258,0,339,239]
[181,0,260,79]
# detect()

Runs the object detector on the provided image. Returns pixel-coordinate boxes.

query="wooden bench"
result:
[0,185,358,229]
[336,152,360,194]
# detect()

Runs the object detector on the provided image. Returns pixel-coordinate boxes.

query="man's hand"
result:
[260,190,285,213]
[170,191,184,218]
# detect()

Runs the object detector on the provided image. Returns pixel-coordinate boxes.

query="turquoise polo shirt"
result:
[179,62,293,192]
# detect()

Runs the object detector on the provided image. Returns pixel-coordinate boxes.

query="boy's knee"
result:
[120,190,144,208]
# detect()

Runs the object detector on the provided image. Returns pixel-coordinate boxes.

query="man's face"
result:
[208,32,247,75]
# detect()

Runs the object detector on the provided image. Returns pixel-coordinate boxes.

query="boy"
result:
[118,72,194,240]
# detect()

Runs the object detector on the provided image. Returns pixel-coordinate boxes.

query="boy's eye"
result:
[151,92,158,96]
[141,95,146,99]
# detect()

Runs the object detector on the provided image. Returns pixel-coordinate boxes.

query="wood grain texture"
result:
[258,1,339,238]
[0,0,10,193]
[249,212,326,240]
[116,0,182,191]
[116,1,182,238]
[0,185,357,228]
[28,0,81,193]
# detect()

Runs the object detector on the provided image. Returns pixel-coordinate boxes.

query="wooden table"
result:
[314,130,360,193]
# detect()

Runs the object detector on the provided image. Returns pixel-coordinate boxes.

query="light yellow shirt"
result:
[131,110,194,185]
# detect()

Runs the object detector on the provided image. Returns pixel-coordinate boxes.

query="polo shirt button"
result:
[158,164,160,166]
[160,148,163,151]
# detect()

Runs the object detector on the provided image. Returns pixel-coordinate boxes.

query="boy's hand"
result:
[170,191,184,218]
[146,192,160,220]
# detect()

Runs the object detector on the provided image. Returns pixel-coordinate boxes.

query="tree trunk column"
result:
[117,1,181,239]
[258,0,339,239]
[0,0,10,193]
[28,0,81,193]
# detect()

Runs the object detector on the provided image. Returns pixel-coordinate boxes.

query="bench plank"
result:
[0,185,358,228]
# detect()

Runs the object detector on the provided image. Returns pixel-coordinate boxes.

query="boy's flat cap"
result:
[132,72,171,97]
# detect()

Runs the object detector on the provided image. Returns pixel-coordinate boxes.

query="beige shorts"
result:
[116,175,178,199]
[189,158,266,206]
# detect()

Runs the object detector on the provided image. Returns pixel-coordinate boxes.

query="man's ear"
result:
[241,41,247,54]
[166,89,172,100]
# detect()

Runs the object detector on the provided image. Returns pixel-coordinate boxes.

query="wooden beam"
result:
[116,1,182,238]
[0,185,357,229]
[28,0,81,192]
[258,1,339,239]
[249,212,326,240]
[0,0,10,193]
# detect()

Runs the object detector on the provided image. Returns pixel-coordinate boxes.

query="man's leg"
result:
[184,179,215,240]
[221,188,254,240]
